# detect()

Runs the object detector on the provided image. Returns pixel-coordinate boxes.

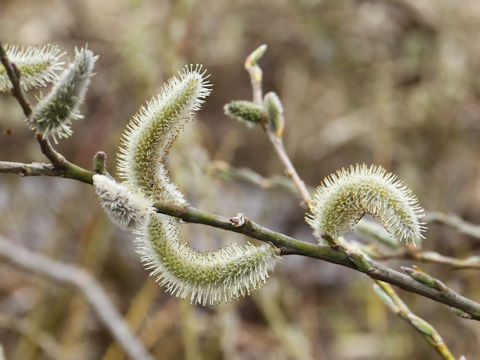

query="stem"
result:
[267,133,312,203]
[244,46,311,204]
[374,281,456,360]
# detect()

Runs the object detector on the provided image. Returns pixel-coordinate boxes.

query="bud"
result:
[263,92,284,137]
[224,100,263,127]
[117,64,211,204]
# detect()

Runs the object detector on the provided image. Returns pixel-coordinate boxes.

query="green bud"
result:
[224,100,263,128]
[264,92,284,137]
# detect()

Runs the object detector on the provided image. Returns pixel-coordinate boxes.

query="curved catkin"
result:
[93,175,155,230]
[31,47,97,142]
[306,164,425,245]
[114,65,280,305]
[117,65,211,204]
[0,44,64,92]
[136,215,279,306]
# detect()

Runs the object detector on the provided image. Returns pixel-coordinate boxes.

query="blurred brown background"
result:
[1,0,480,359]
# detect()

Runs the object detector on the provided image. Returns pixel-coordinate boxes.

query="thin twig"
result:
[427,211,480,240]
[243,46,462,358]
[0,43,32,118]
[0,236,153,360]
[374,281,456,360]
[244,45,311,204]
[0,44,93,185]
[0,312,59,359]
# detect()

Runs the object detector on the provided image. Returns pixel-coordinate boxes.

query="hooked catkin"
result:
[306,164,425,245]
[136,215,278,306]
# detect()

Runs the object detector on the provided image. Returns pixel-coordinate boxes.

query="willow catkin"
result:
[306,164,425,245]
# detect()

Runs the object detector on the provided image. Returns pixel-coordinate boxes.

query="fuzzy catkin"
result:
[93,175,154,230]
[306,164,425,245]
[30,47,97,142]
[136,215,279,306]
[0,44,64,92]
[117,64,211,204]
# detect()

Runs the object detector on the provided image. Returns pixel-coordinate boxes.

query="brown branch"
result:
[374,281,456,360]
[0,43,32,118]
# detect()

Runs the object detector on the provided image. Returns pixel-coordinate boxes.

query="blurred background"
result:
[1,0,480,359]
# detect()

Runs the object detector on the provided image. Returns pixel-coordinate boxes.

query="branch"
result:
[0,43,32,118]
[427,211,480,240]
[374,281,456,360]
[0,236,152,360]
[0,161,59,177]
[153,202,480,320]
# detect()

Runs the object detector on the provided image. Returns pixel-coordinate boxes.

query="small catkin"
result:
[93,174,154,230]
[0,44,64,92]
[31,47,97,142]
[306,164,425,245]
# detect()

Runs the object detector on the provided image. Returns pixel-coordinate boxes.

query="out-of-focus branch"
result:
[0,161,59,177]
[373,281,456,360]
[376,248,480,270]
[0,236,153,360]
[0,312,59,359]
[427,211,480,240]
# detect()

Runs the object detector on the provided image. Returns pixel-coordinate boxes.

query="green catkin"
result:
[30,47,97,142]
[306,164,426,245]
[137,215,278,306]
[0,44,64,92]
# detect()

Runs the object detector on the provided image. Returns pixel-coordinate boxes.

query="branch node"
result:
[229,213,246,227]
